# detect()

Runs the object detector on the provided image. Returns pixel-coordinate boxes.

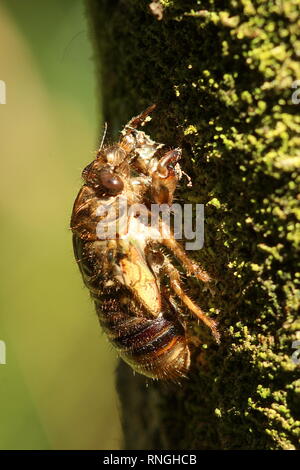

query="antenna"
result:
[99,122,108,150]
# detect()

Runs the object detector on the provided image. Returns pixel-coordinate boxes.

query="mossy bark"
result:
[86,0,300,450]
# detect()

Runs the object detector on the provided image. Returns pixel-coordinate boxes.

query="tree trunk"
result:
[86,0,300,450]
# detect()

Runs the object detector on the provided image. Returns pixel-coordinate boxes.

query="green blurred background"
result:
[0,0,121,449]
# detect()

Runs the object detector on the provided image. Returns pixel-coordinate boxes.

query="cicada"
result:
[70,105,219,380]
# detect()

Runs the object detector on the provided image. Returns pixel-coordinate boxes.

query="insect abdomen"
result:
[97,302,190,380]
[73,233,191,380]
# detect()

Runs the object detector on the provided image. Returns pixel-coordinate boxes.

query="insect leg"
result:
[151,148,182,205]
[162,261,220,343]
[123,104,157,134]
[161,235,211,282]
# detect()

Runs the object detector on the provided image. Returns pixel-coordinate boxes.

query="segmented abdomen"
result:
[97,300,190,379]
[73,234,190,380]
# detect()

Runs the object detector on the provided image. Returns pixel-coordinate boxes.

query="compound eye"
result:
[99,169,124,195]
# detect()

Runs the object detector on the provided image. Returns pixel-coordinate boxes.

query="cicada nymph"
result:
[70,105,219,380]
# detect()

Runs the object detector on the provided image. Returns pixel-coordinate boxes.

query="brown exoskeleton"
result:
[70,105,219,380]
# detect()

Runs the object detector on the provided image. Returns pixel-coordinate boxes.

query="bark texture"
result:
[86,0,300,450]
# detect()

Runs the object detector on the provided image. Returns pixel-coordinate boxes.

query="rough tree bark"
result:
[86,0,300,450]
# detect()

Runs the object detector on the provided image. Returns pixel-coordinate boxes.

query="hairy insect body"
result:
[71,105,219,380]
[73,190,190,379]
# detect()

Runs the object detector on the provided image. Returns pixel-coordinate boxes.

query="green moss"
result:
[207,197,221,209]
[88,0,300,450]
